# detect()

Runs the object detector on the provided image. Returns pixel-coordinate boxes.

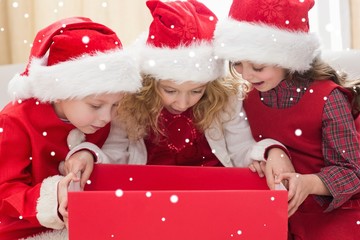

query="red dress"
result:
[244,80,360,240]
[145,108,222,166]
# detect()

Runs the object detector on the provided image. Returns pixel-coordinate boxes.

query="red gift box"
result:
[68,164,288,239]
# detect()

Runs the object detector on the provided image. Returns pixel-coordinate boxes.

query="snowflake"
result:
[258,0,286,22]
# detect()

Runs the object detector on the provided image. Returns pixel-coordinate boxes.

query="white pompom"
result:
[67,129,85,150]
[7,73,33,100]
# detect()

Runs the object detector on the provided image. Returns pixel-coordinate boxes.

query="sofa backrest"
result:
[0,64,25,110]
[322,50,360,80]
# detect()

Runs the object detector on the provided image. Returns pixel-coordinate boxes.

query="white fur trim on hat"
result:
[214,18,321,72]
[36,175,65,230]
[22,229,68,240]
[8,50,141,102]
[133,34,225,83]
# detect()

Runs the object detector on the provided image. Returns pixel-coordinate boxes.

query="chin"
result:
[80,128,97,135]
[254,85,270,92]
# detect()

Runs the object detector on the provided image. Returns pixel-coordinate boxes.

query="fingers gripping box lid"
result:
[68,164,288,240]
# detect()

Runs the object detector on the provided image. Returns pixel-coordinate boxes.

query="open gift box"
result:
[68,164,288,240]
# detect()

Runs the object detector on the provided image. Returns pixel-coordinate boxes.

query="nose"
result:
[175,94,190,111]
[99,108,112,123]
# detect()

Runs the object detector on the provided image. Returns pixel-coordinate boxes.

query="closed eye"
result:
[253,67,264,72]
[164,89,176,94]
[90,104,101,109]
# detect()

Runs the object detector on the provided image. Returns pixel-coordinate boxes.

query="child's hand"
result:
[264,148,295,190]
[63,150,94,189]
[275,173,328,217]
[57,172,79,228]
[275,173,311,217]
[249,160,266,178]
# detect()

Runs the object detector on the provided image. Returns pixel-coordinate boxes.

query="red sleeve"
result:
[317,89,360,211]
[0,115,41,224]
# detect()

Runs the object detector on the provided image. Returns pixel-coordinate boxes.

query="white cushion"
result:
[0,64,25,110]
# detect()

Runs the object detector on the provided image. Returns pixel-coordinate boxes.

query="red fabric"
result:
[22,17,121,77]
[145,108,222,166]
[0,99,110,240]
[228,0,314,32]
[356,115,360,141]
[289,204,360,240]
[146,0,217,48]
[23,17,121,72]
[244,80,360,239]
[255,78,360,210]
[68,165,288,240]
[47,23,121,66]
[244,80,332,174]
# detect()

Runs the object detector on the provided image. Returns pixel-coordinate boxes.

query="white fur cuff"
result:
[22,229,68,240]
[36,175,65,230]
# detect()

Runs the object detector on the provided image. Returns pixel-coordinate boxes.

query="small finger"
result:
[281,179,289,189]
[249,164,256,172]
[266,175,275,190]
[288,202,297,217]
[64,217,69,229]
[58,202,67,217]
[58,196,68,221]
[259,161,266,173]
[80,171,92,189]
[274,172,294,183]
[253,162,264,177]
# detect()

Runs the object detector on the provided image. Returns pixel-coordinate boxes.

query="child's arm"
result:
[222,95,294,186]
[0,115,65,230]
[250,147,295,189]
[276,89,360,215]
[60,121,130,185]
[315,89,360,210]
[66,121,130,164]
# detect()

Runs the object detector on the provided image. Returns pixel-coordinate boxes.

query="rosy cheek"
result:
[234,65,243,74]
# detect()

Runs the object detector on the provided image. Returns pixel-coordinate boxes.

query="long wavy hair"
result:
[115,75,241,141]
[229,58,360,117]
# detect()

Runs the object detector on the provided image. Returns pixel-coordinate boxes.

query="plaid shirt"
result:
[260,79,360,211]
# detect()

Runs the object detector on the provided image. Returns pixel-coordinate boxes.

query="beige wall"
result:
[350,0,360,49]
[0,0,151,65]
[1,0,359,65]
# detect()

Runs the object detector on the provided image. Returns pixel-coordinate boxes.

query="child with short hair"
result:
[0,17,141,240]
[214,0,360,239]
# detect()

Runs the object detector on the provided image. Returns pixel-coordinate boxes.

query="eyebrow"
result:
[191,85,207,91]
[86,97,112,104]
[160,84,206,91]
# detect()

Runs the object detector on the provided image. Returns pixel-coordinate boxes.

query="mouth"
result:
[168,108,184,115]
[170,110,183,115]
[251,81,264,87]
[91,125,103,131]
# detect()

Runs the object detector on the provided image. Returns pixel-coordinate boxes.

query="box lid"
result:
[68,164,288,240]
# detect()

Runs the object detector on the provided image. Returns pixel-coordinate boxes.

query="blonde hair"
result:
[287,58,360,116]
[116,75,241,141]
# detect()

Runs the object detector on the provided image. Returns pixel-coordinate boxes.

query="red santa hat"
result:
[135,0,224,83]
[8,17,141,102]
[214,0,320,72]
